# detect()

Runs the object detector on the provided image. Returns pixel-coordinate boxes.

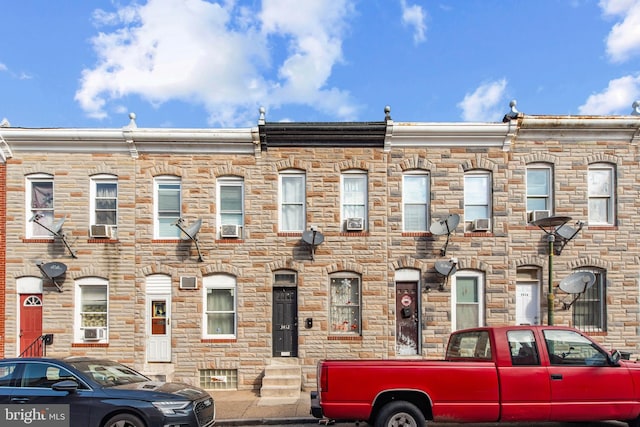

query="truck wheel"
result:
[104,413,146,427]
[627,417,640,427]
[375,401,425,427]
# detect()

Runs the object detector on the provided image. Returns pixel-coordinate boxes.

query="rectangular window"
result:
[508,330,540,366]
[75,278,109,343]
[330,276,361,335]
[403,174,429,232]
[218,178,244,237]
[203,275,237,338]
[572,270,606,332]
[341,171,367,231]
[464,172,491,223]
[452,272,484,331]
[588,164,615,225]
[155,177,181,238]
[526,165,552,212]
[91,175,118,238]
[279,172,305,232]
[26,175,54,238]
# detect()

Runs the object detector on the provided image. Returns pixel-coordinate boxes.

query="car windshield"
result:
[66,360,150,387]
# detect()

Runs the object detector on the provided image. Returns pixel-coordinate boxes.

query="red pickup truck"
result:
[311,325,640,427]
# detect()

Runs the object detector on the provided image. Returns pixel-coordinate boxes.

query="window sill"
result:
[88,238,119,243]
[22,238,55,243]
[328,335,362,341]
[401,232,432,237]
[339,231,369,237]
[152,239,181,243]
[201,338,237,343]
[72,343,109,348]
[215,239,244,243]
[464,232,494,237]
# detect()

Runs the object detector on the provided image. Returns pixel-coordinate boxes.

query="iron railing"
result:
[19,334,54,358]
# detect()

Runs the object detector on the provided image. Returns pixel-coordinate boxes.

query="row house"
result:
[0,105,639,391]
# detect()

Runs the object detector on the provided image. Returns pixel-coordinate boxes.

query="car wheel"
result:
[627,417,640,427]
[374,401,425,427]
[103,413,146,427]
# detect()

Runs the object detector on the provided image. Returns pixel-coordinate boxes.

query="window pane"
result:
[330,277,361,334]
[465,206,489,221]
[588,169,611,196]
[207,288,235,311]
[221,186,242,211]
[527,198,548,211]
[282,176,303,203]
[527,169,549,196]
[464,176,488,204]
[404,205,427,230]
[588,199,608,223]
[404,176,428,203]
[456,278,478,303]
[456,305,479,330]
[31,181,53,209]
[158,185,180,211]
[207,313,235,335]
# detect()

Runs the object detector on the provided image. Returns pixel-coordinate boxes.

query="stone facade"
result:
[1,111,639,391]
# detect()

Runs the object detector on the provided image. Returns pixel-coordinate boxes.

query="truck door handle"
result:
[551,374,563,380]
[11,397,30,403]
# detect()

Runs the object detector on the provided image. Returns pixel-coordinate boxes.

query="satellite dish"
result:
[41,262,67,279]
[559,271,596,294]
[302,230,324,246]
[435,260,457,277]
[181,218,202,241]
[51,217,65,234]
[430,214,460,236]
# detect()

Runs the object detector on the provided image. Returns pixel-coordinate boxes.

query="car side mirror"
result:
[608,349,622,366]
[52,379,79,393]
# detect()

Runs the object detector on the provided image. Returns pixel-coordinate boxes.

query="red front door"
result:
[20,294,43,355]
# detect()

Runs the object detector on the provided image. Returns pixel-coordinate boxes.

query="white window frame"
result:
[25,173,54,238]
[464,171,491,226]
[526,163,553,214]
[341,170,368,231]
[329,273,362,336]
[451,271,484,332]
[279,170,306,232]
[90,174,118,233]
[154,176,181,239]
[402,172,429,232]
[217,177,244,238]
[588,163,615,226]
[203,274,237,339]
[74,277,109,343]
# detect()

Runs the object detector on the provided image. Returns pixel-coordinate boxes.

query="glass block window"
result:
[199,369,238,390]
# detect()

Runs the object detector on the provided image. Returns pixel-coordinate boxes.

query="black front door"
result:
[273,287,297,357]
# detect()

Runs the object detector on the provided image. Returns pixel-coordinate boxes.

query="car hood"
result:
[107,381,211,400]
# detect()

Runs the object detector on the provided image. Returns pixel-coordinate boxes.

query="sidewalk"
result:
[210,389,317,426]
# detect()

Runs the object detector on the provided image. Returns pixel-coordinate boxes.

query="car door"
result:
[9,361,96,427]
[0,361,20,404]
[543,329,636,422]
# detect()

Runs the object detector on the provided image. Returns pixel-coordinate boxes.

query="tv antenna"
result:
[430,214,460,256]
[29,214,77,258]
[173,218,204,262]
[36,260,68,292]
[301,226,324,261]
[559,271,596,310]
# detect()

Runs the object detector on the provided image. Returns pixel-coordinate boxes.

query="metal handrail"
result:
[19,334,54,358]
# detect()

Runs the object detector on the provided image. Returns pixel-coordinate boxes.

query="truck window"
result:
[507,330,540,366]
[543,329,608,366]
[446,330,492,360]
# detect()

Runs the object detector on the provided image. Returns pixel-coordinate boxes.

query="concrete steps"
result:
[259,361,301,402]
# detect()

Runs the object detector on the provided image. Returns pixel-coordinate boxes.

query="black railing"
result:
[19,334,54,358]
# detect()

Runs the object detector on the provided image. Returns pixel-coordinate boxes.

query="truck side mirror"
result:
[608,349,622,366]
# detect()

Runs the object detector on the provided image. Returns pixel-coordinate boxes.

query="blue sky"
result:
[2,0,640,128]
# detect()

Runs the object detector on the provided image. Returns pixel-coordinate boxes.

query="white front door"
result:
[146,275,172,362]
[515,283,539,325]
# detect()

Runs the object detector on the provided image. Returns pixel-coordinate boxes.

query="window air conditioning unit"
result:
[471,218,490,231]
[90,225,112,238]
[346,217,364,231]
[528,210,550,223]
[220,224,239,238]
[179,276,197,290]
[83,328,106,341]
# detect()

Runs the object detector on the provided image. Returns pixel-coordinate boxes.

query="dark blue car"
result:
[0,357,215,427]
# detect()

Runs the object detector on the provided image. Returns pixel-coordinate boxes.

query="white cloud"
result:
[600,0,640,62]
[400,0,427,44]
[75,0,358,126]
[578,74,640,114]
[0,63,7,72]
[457,79,508,122]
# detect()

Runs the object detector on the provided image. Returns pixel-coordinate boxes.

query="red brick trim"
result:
[328,335,363,341]
[201,339,238,343]
[71,343,109,348]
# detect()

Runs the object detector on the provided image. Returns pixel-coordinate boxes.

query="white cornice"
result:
[388,122,512,150]
[518,116,640,142]
[0,127,257,157]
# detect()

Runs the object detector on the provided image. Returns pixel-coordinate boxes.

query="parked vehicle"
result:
[0,357,215,427]
[311,325,640,427]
